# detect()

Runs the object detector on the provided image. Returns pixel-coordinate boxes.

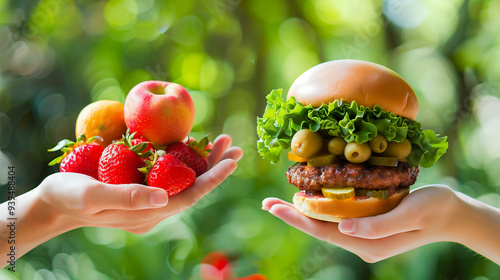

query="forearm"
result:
[0,188,73,269]
[453,192,500,264]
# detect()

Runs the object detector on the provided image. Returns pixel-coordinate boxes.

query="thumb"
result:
[338,209,420,239]
[94,184,169,210]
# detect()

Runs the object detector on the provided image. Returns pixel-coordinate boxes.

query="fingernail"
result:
[150,190,168,207]
[339,219,355,234]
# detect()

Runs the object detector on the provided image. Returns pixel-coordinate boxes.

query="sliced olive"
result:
[369,135,388,153]
[355,189,389,199]
[344,142,371,163]
[322,187,355,200]
[367,156,398,167]
[307,154,336,167]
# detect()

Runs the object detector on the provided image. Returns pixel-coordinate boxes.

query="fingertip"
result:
[233,147,244,162]
[267,204,279,215]
[262,197,284,210]
[214,133,231,143]
[150,189,168,207]
[338,218,355,234]
[268,204,291,217]
[213,134,232,148]
[261,197,276,211]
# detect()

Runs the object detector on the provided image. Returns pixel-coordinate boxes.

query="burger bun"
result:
[287,59,419,120]
[293,188,410,223]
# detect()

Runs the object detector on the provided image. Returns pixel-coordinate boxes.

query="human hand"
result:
[38,134,243,234]
[262,185,465,263]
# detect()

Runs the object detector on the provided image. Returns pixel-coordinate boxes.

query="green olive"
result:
[369,134,388,153]
[344,142,372,163]
[381,139,412,159]
[291,129,323,158]
[328,137,347,155]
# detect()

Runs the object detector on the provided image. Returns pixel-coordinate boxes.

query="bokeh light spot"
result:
[36,93,65,124]
[83,227,127,249]
[279,17,316,48]
[383,0,428,29]
[282,49,320,86]
[105,0,137,28]
[166,15,204,46]
[189,90,214,128]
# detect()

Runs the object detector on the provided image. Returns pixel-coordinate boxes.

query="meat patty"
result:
[286,162,419,192]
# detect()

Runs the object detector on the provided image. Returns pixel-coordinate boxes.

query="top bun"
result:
[287,60,419,120]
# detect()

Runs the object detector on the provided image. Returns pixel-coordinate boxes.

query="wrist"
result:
[26,188,79,238]
[449,191,500,264]
[444,191,472,244]
[449,191,493,245]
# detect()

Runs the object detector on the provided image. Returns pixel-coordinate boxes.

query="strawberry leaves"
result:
[119,130,155,158]
[188,135,212,158]
[48,134,103,166]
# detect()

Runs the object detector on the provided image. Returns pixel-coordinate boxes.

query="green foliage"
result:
[0,0,499,279]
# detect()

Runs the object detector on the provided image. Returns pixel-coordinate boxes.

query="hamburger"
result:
[257,59,448,222]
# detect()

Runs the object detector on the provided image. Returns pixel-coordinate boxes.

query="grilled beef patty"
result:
[286,162,419,192]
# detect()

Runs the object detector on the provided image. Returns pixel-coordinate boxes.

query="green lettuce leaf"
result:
[256,89,448,167]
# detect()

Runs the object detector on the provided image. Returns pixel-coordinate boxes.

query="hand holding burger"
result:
[257,60,448,222]
[262,185,500,264]
[258,60,500,264]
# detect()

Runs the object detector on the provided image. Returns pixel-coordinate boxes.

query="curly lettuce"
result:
[257,89,448,167]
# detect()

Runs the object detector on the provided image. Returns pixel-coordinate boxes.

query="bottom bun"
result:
[293,188,410,223]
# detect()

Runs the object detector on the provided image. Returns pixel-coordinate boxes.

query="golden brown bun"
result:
[293,188,410,223]
[287,60,419,120]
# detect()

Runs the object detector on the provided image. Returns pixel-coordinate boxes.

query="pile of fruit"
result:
[48,81,208,196]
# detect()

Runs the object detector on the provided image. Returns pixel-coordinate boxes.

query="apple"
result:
[124,81,195,146]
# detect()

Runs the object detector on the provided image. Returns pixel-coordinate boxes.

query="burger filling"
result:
[286,162,418,200]
[257,89,447,202]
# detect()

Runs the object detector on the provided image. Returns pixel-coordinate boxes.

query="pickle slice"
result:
[367,156,398,167]
[322,187,355,200]
[307,154,336,167]
[355,189,389,199]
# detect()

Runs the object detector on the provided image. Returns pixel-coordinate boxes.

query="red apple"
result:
[124,81,195,146]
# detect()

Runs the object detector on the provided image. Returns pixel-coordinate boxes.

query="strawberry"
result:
[146,153,196,196]
[48,134,104,179]
[200,251,236,280]
[166,136,211,177]
[98,131,153,184]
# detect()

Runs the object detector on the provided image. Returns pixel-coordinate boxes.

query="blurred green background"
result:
[1,0,500,279]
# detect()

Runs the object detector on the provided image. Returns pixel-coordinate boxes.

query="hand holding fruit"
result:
[49,80,220,198]
[40,81,242,241]
[39,134,242,235]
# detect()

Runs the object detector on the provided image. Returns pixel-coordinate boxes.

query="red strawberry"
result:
[48,134,104,179]
[147,154,196,196]
[98,131,153,184]
[200,251,234,280]
[166,136,211,177]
